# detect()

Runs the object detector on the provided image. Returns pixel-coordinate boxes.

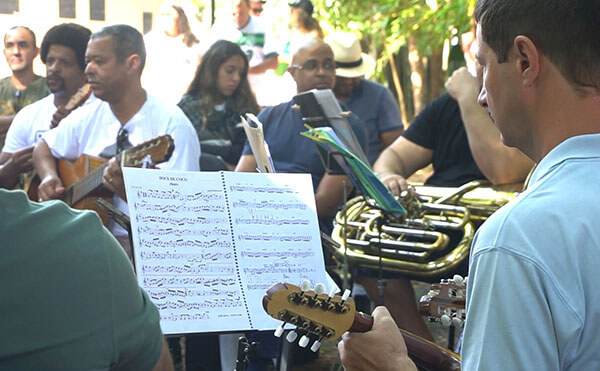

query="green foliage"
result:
[316,0,475,62]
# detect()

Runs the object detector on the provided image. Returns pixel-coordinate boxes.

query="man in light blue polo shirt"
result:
[337,0,600,369]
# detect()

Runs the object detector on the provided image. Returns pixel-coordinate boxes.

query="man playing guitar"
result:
[0,23,93,191]
[33,25,201,256]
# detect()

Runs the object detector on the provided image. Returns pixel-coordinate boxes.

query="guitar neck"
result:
[64,160,111,206]
[64,151,124,206]
[350,313,461,371]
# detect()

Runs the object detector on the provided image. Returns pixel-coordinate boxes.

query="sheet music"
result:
[241,114,275,173]
[123,168,328,334]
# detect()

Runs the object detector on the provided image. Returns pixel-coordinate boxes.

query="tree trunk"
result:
[408,36,428,115]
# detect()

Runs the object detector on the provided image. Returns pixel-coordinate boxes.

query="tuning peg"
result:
[300,280,311,292]
[452,317,462,327]
[453,274,464,286]
[452,317,463,327]
[328,286,337,298]
[441,314,451,327]
[314,283,326,295]
[341,289,351,302]
[286,331,298,343]
[298,335,310,348]
[274,323,285,337]
[310,339,322,352]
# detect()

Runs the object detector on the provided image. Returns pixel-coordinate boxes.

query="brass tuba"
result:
[327,181,520,281]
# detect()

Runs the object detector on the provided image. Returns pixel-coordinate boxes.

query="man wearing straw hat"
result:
[327,32,404,165]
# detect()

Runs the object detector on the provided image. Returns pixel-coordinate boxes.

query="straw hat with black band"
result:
[326,32,376,78]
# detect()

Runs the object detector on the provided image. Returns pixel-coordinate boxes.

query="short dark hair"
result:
[475,0,600,92]
[4,26,37,47]
[90,24,146,73]
[40,23,91,70]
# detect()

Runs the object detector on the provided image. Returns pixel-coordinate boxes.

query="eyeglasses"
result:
[252,7,263,14]
[291,60,336,72]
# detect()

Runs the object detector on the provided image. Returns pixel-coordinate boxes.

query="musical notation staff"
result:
[241,250,315,259]
[237,233,312,242]
[228,184,298,194]
[155,298,242,310]
[142,264,235,275]
[147,288,239,299]
[138,238,232,249]
[234,215,309,226]
[137,225,230,237]
[134,201,226,213]
[136,215,228,226]
[160,312,210,322]
[143,276,237,288]
[232,199,307,210]
[137,189,224,202]
[140,251,233,262]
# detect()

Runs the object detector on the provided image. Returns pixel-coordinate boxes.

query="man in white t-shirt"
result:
[203,0,279,105]
[0,23,92,190]
[33,25,200,253]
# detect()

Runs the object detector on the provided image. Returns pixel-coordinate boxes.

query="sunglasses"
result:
[252,7,263,14]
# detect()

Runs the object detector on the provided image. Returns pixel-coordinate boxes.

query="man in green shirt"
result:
[0,189,173,370]
[0,26,49,149]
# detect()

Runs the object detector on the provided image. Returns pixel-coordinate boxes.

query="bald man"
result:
[1,26,49,149]
[233,38,367,369]
[236,38,367,232]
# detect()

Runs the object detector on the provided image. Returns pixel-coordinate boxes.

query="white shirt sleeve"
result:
[42,108,85,161]
[159,107,201,172]
[3,107,35,154]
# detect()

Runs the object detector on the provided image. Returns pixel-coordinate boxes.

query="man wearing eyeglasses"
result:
[33,25,200,256]
[236,38,367,233]
[234,37,367,370]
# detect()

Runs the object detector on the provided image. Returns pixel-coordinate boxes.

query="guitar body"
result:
[58,154,113,225]
[53,135,174,227]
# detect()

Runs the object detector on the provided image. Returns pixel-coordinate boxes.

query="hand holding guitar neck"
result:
[263,281,461,371]
[102,157,127,201]
[339,306,418,371]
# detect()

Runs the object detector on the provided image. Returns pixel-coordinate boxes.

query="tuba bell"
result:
[327,180,520,281]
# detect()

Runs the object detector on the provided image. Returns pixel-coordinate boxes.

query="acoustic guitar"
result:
[57,135,174,225]
[20,84,92,201]
[263,282,461,371]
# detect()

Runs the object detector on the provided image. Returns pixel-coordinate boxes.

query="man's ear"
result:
[288,65,298,81]
[513,35,539,86]
[33,46,39,58]
[125,54,141,74]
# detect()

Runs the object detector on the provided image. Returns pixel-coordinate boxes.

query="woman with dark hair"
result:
[143,1,201,104]
[178,40,260,170]
[289,0,323,39]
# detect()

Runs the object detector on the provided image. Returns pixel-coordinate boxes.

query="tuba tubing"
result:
[329,181,519,280]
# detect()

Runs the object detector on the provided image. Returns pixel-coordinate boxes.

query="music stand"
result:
[311,142,402,306]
